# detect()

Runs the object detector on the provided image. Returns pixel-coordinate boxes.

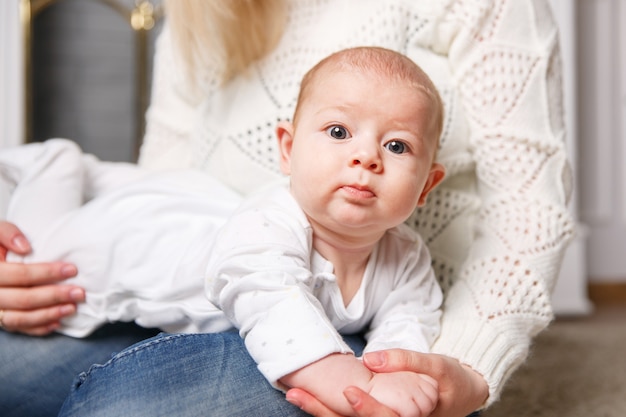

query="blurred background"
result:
[1,0,625,315]
[2,0,164,162]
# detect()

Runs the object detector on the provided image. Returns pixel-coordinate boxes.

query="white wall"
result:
[548,0,592,314]
[0,1,23,149]
[0,0,161,161]
[577,0,626,283]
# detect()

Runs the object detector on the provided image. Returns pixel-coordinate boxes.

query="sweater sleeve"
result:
[137,22,197,170]
[424,0,575,406]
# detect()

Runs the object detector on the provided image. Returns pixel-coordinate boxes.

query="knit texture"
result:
[138,0,575,406]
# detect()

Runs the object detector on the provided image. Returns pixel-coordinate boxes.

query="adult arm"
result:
[407,0,574,408]
[0,221,83,335]
[136,21,198,170]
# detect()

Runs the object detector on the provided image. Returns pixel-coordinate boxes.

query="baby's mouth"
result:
[341,184,375,199]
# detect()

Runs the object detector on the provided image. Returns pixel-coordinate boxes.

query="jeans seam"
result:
[110,333,188,361]
[77,333,194,382]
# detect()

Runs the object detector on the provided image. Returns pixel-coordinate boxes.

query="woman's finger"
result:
[0,221,31,255]
[285,388,344,417]
[0,259,82,335]
[0,284,84,310]
[0,303,76,334]
[0,261,78,286]
[343,386,399,417]
[363,349,441,375]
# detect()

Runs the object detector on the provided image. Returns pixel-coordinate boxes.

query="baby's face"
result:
[279,69,443,240]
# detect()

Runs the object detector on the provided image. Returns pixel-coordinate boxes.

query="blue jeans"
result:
[58,330,481,417]
[59,330,326,417]
[1,324,481,417]
[0,323,159,417]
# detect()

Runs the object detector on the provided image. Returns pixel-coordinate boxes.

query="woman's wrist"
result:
[461,364,489,409]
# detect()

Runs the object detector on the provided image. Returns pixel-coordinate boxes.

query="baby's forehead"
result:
[294,50,443,135]
[316,60,432,94]
[308,64,419,95]
[313,68,437,112]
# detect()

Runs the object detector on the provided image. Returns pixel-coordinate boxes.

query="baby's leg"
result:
[0,139,85,256]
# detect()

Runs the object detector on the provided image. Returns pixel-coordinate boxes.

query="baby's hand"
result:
[366,371,438,417]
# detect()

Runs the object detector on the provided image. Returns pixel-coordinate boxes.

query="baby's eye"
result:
[326,125,350,140]
[385,140,407,154]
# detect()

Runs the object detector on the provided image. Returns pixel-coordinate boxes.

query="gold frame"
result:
[20,0,164,159]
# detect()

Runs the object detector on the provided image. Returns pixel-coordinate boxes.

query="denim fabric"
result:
[1,324,481,417]
[0,323,159,417]
[58,330,358,417]
[58,330,480,417]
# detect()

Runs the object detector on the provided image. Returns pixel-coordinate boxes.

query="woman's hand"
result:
[0,221,84,336]
[286,386,400,417]
[363,350,489,417]
[285,349,489,417]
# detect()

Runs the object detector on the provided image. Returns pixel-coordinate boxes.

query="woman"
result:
[0,1,573,416]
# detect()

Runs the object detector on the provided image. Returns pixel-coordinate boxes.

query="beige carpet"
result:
[483,305,626,417]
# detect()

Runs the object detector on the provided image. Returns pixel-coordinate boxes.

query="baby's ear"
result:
[417,163,445,207]
[276,121,295,175]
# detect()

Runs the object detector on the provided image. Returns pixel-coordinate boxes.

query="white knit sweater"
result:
[138,0,574,406]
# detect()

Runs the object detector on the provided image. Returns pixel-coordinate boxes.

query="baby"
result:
[205,46,446,416]
[0,46,445,416]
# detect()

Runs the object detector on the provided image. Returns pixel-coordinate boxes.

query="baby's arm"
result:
[280,353,372,416]
[280,352,438,417]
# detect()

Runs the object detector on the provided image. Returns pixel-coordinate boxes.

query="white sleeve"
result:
[137,22,198,170]
[205,193,351,388]
[364,233,442,355]
[412,0,575,405]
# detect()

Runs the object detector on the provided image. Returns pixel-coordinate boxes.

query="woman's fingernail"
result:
[61,264,78,277]
[12,235,31,252]
[285,394,302,409]
[364,351,385,367]
[47,322,60,332]
[60,305,75,315]
[70,288,85,302]
[344,388,360,406]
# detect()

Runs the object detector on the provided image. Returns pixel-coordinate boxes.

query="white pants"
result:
[0,139,240,337]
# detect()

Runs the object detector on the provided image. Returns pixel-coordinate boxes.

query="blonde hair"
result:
[165,0,287,85]
[293,47,445,149]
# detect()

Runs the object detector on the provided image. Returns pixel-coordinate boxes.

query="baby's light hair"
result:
[293,47,444,154]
